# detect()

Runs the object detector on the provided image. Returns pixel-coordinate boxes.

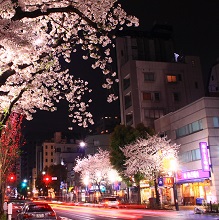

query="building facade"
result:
[116,26,205,128]
[154,97,219,204]
[208,58,219,97]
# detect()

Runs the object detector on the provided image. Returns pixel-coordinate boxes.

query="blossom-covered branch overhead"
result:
[0,0,139,127]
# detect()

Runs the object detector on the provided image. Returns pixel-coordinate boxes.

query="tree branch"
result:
[12,5,101,32]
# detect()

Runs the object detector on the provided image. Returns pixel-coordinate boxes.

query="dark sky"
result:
[24,1,219,137]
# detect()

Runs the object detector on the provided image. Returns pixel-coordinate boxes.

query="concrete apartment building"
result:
[116,25,205,128]
[208,58,219,97]
[154,97,219,204]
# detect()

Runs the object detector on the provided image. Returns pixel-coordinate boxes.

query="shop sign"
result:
[199,142,210,172]
[158,177,163,186]
[163,177,174,187]
[176,169,210,181]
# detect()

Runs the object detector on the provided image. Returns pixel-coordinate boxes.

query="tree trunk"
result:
[0,169,4,214]
[0,182,6,214]
[154,177,160,208]
[137,184,141,204]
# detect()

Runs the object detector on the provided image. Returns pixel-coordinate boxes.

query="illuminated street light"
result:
[170,159,179,211]
[80,141,86,148]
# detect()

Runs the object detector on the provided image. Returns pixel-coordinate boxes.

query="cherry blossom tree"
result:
[0,0,139,130]
[0,112,24,212]
[74,149,120,198]
[121,134,180,206]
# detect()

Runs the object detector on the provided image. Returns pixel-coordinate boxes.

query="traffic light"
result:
[8,174,16,182]
[43,175,52,184]
[21,182,27,188]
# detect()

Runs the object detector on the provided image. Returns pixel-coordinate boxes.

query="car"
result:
[99,197,120,208]
[16,202,57,220]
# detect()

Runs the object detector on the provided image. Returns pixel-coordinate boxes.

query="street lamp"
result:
[170,159,179,211]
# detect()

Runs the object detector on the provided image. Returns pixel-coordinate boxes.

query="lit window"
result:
[143,92,152,100]
[167,75,177,82]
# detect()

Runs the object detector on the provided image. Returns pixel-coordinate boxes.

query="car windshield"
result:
[27,204,53,212]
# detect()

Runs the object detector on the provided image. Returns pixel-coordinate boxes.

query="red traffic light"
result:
[8,174,16,182]
[43,175,52,183]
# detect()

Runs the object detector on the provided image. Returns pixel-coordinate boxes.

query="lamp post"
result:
[170,159,179,211]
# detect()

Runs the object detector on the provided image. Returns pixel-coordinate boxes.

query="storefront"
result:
[176,169,211,205]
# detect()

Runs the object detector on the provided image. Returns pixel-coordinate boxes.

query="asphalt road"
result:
[9,200,219,220]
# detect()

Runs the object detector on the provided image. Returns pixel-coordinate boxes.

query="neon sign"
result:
[199,142,210,172]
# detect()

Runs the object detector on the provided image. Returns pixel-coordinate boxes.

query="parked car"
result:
[99,197,120,208]
[16,202,57,220]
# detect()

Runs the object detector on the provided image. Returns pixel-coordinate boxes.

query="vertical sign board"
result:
[199,142,210,172]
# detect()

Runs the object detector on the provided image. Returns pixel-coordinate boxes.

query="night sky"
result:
[24,1,219,137]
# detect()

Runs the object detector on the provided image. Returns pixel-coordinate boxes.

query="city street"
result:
[11,200,219,220]
[52,204,219,220]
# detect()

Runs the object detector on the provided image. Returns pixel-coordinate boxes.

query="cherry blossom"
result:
[121,135,180,179]
[0,0,139,127]
[74,149,120,193]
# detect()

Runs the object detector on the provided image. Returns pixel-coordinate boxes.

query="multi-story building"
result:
[154,97,219,204]
[116,25,205,128]
[208,58,219,97]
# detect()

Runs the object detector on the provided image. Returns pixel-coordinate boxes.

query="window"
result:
[192,149,201,161]
[154,92,160,101]
[51,145,53,149]
[45,145,48,149]
[126,114,133,125]
[143,92,160,101]
[144,108,164,119]
[213,117,219,127]
[123,77,130,90]
[176,120,203,138]
[125,93,132,109]
[143,92,152,100]
[51,159,53,162]
[179,148,201,163]
[191,60,195,66]
[180,151,192,163]
[45,152,48,156]
[55,148,61,152]
[173,92,180,101]
[167,75,177,83]
[51,152,53,156]
[144,72,155,81]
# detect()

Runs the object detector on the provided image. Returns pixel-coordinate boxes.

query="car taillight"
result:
[23,213,33,219]
[48,212,56,217]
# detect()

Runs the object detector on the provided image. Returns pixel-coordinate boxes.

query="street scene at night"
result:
[0,0,219,220]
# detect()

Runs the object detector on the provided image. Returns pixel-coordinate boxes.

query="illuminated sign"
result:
[176,169,210,181]
[163,177,174,187]
[199,142,210,172]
